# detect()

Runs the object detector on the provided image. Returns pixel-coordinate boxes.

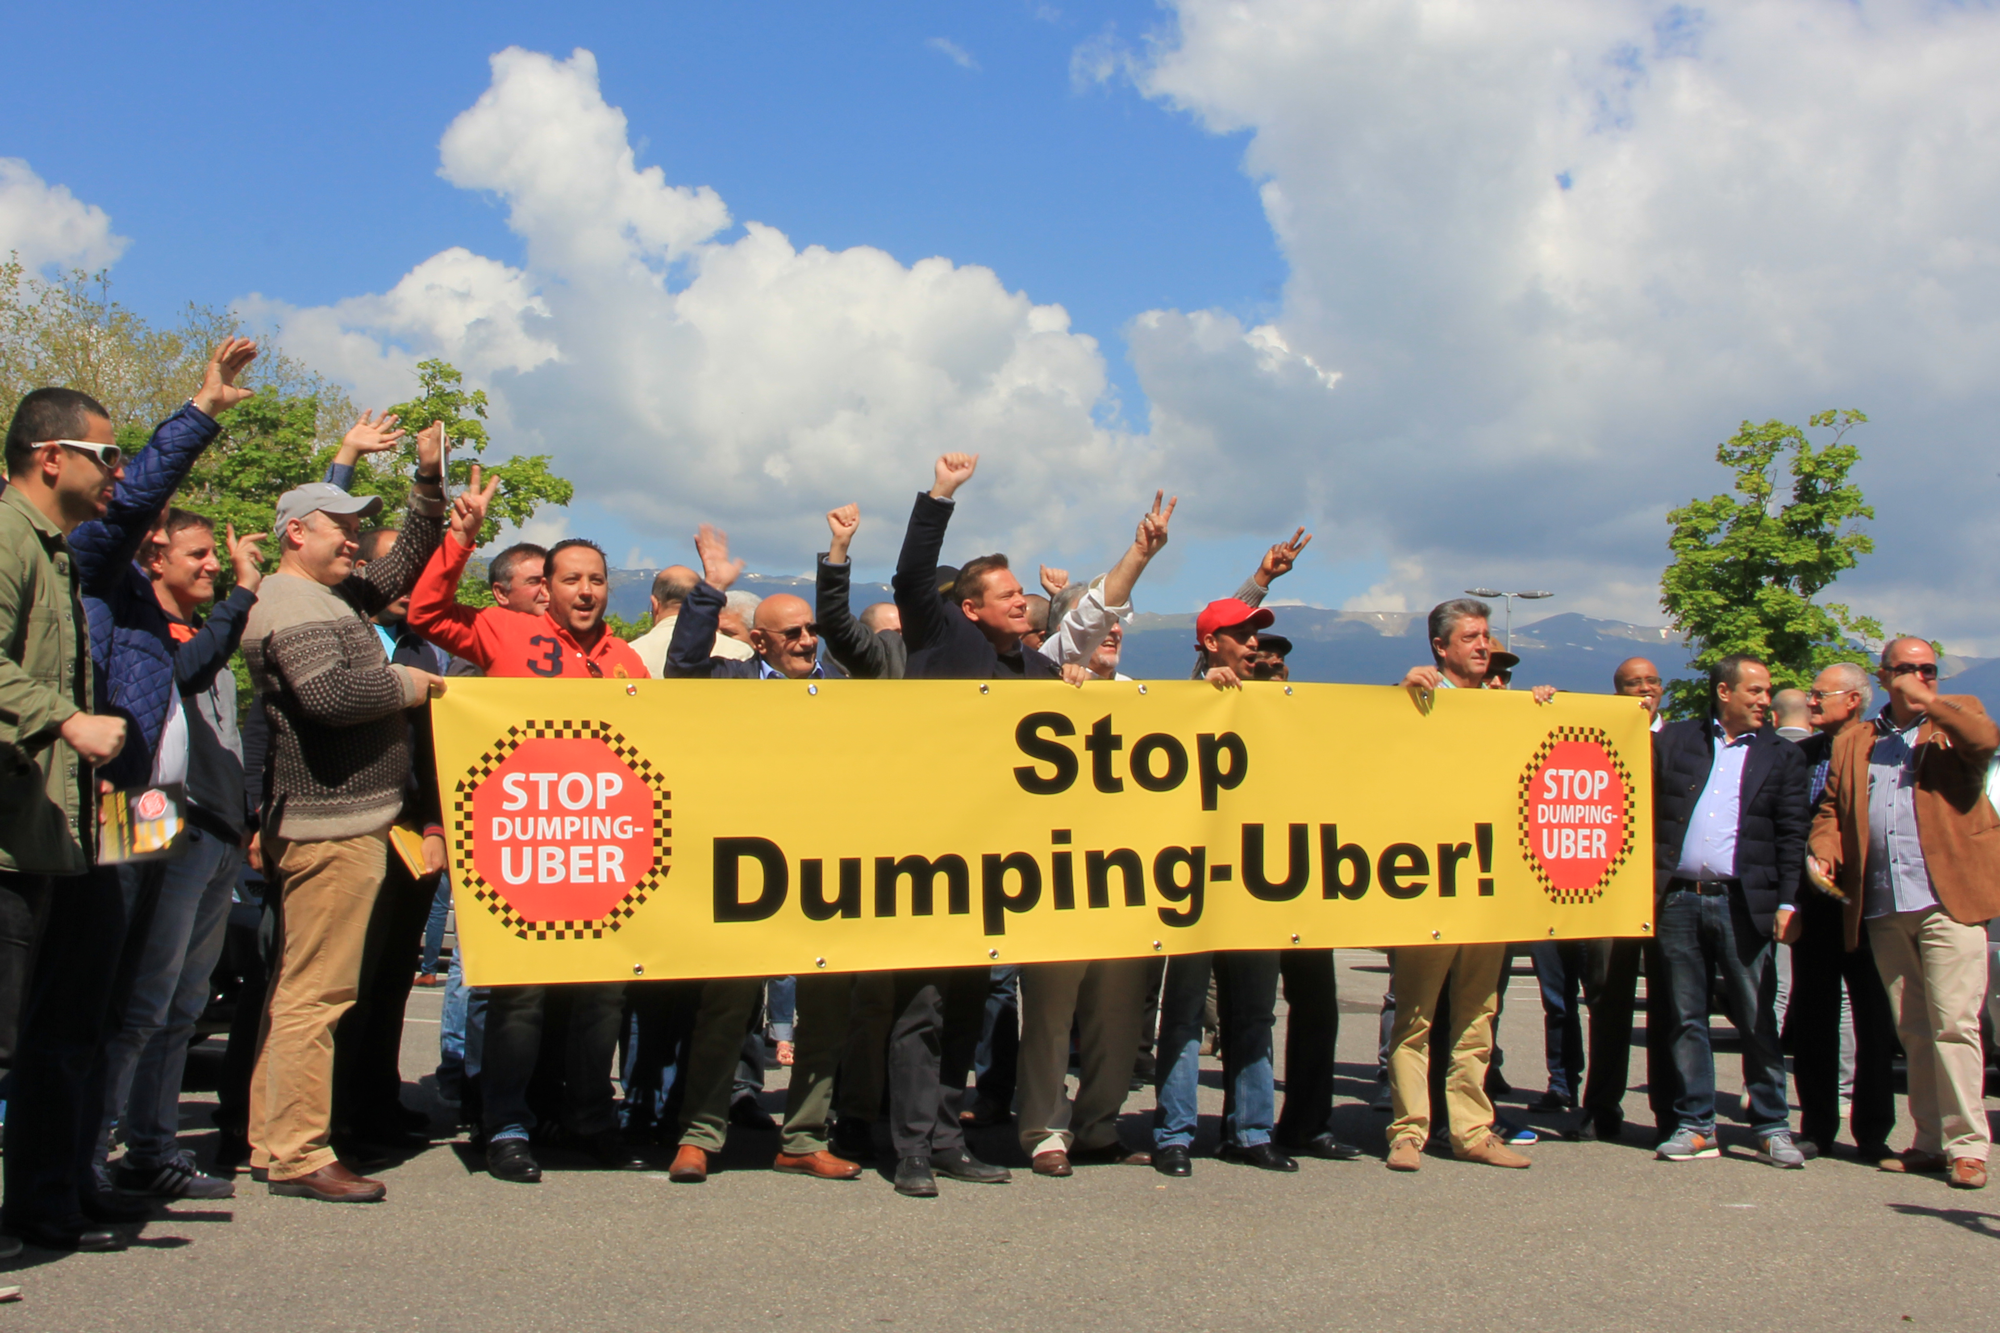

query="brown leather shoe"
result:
[1457,1134,1532,1169]
[1032,1150,1074,1177]
[1949,1156,1988,1189]
[1069,1142,1151,1167]
[1386,1137,1423,1172]
[668,1144,709,1184]
[267,1161,386,1202]
[1879,1149,1951,1174]
[772,1150,862,1180]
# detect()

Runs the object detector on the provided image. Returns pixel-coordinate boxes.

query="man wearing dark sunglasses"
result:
[657,523,857,1185]
[1810,637,2000,1189]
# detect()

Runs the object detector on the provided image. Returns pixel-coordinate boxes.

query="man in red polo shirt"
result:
[404,470,649,1182]
[407,471,644,681]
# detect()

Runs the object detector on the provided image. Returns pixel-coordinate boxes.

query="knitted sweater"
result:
[243,505,442,840]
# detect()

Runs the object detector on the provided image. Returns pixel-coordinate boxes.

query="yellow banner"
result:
[432,679,1655,985]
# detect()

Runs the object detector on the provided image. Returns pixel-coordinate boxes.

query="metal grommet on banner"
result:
[1431,930,1441,940]
[625,684,638,696]
[815,957,827,969]
[1290,933,1301,944]
[1548,926,1557,937]
[632,964,645,976]
[1284,686,1294,696]
[1137,684,1148,695]
[979,683,990,695]
[1151,940,1163,951]
[807,683,818,696]
[988,948,1000,959]
[1642,922,1652,933]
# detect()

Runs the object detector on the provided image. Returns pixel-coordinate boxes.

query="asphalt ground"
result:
[3,950,1997,1332]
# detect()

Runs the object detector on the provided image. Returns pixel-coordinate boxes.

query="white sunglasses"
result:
[37,439,124,469]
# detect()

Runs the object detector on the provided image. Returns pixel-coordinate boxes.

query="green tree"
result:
[378,357,574,546]
[1659,410,1881,717]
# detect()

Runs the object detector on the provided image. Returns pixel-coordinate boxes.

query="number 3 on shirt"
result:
[526,634,563,678]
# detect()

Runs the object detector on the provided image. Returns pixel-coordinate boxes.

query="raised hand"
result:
[342,410,405,460]
[695,523,745,592]
[1134,491,1177,559]
[1040,565,1069,597]
[1205,666,1243,691]
[1255,528,1313,588]
[931,452,979,500]
[449,464,502,546]
[227,523,268,594]
[1060,662,1088,688]
[413,420,445,478]
[826,504,860,564]
[191,337,259,418]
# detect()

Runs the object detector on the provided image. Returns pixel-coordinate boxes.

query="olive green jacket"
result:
[0,484,93,875]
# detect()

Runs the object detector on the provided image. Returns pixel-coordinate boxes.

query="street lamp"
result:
[1464,588,1554,650]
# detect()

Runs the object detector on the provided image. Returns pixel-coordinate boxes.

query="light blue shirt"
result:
[1863,711,1940,919]
[1674,721,1754,881]
[756,656,824,681]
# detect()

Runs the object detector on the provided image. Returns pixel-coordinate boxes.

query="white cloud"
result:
[0,158,128,271]
[1114,0,2000,647]
[926,37,979,70]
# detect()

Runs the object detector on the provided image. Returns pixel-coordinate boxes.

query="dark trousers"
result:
[1274,948,1339,1144]
[886,967,987,1160]
[972,965,1020,1110]
[2,863,159,1230]
[620,978,703,1137]
[1656,888,1790,1137]
[214,882,271,1136]
[0,870,54,1068]
[1790,895,1897,1151]
[1582,936,1678,1134]
[333,854,438,1133]
[482,982,627,1139]
[1532,940,1587,1103]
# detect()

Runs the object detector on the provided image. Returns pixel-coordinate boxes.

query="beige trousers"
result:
[1016,958,1150,1158]
[1387,942,1506,1154]
[1869,906,1992,1161]
[249,831,387,1181]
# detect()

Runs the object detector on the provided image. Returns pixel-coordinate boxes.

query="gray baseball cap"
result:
[272,482,384,533]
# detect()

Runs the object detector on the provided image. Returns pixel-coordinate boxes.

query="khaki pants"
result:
[1016,958,1150,1158]
[249,832,387,1181]
[1869,907,1992,1162]
[1387,942,1505,1154]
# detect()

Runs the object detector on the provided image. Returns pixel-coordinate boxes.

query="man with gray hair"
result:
[1790,659,1894,1161]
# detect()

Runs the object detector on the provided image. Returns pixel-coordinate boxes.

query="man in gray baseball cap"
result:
[270,482,384,542]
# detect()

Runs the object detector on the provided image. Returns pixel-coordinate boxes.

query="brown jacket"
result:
[1808,693,2000,948]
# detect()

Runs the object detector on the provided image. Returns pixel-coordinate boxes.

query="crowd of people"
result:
[0,345,1994,1255]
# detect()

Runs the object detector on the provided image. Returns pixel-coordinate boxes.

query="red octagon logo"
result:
[471,737,656,924]
[1517,729,1636,904]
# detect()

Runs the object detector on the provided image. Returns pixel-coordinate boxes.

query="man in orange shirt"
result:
[404,471,648,1182]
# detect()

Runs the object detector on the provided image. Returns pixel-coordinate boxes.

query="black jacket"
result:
[815,555,906,680]
[892,493,1060,683]
[664,581,766,680]
[1652,717,1810,935]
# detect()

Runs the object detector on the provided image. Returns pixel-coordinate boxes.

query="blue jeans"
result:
[972,965,1020,1109]
[1531,940,1586,1102]
[99,826,241,1165]
[437,950,486,1088]
[1656,888,1790,1138]
[419,877,452,976]
[766,975,796,1043]
[1154,951,1278,1149]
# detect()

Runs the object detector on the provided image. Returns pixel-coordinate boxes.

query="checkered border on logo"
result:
[451,719,672,941]
[1516,726,1638,906]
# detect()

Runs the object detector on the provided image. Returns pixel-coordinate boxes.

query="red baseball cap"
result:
[1195,599,1275,645]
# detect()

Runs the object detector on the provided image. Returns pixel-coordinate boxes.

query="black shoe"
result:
[584,1129,650,1170]
[894,1156,938,1198]
[486,1139,542,1183]
[830,1119,877,1162]
[728,1096,779,1133]
[1153,1144,1193,1177]
[7,1219,125,1252]
[1484,1070,1513,1097]
[81,1189,153,1223]
[1854,1140,1894,1163]
[1534,1089,1577,1113]
[1296,1133,1364,1161]
[1220,1142,1299,1172]
[931,1148,1010,1184]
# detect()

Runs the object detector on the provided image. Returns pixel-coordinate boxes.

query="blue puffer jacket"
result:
[72,402,221,789]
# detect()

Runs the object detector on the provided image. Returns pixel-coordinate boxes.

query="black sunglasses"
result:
[768,623,820,642]
[1886,662,1938,680]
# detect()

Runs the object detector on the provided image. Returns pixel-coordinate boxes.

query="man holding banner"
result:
[406,471,649,1184]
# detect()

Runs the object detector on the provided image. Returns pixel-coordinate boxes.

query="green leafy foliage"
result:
[1659,410,1881,717]
[604,611,652,641]
[382,358,574,545]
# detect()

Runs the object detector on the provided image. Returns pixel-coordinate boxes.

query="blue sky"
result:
[4,2,1365,612]
[10,2,2000,647]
